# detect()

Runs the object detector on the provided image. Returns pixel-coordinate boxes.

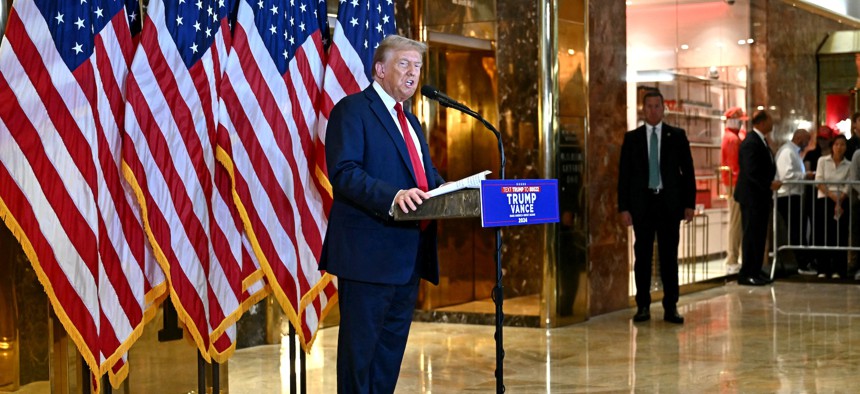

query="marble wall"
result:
[495,1,544,297]
[397,0,546,301]
[392,0,629,317]
[586,0,630,316]
[750,0,856,144]
[390,0,546,313]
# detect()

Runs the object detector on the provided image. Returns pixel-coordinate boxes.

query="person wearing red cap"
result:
[721,107,746,275]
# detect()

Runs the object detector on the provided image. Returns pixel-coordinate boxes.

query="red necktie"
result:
[395,102,429,230]
[394,103,428,192]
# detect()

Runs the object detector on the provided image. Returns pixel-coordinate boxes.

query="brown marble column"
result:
[586,0,630,316]
[495,0,544,301]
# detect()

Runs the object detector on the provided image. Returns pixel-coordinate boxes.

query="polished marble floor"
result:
[228,281,860,393]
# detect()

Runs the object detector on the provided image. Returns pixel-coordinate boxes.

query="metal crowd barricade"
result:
[771,179,860,279]
[680,212,709,284]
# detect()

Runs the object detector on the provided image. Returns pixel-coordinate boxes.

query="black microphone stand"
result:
[435,99,506,393]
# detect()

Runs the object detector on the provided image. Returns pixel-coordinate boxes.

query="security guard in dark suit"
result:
[618,90,696,325]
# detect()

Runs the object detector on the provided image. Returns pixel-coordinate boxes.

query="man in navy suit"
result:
[321,35,446,393]
[734,110,781,286]
[618,90,696,325]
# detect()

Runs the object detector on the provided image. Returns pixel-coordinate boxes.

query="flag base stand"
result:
[158,299,184,342]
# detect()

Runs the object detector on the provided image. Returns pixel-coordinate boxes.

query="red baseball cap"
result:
[723,107,748,120]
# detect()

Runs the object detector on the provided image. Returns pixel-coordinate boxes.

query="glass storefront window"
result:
[626,0,752,296]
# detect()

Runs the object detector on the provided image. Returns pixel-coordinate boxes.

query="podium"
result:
[392,189,481,221]
[393,187,504,391]
[394,180,558,393]
[414,88,559,393]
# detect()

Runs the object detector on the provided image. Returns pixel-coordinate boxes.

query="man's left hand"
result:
[684,208,695,222]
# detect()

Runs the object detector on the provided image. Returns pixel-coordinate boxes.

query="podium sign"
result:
[480,179,560,228]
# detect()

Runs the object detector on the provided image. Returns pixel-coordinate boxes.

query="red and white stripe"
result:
[317,18,372,147]
[122,0,226,361]
[299,14,381,347]
[0,0,163,388]
[219,0,331,348]
[208,118,269,361]
[91,6,166,384]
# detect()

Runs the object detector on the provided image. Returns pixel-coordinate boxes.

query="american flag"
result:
[219,0,335,348]
[122,0,243,362]
[305,0,396,348]
[209,107,270,362]
[318,0,396,152]
[0,0,165,389]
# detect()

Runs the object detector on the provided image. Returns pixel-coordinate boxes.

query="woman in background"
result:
[814,134,851,279]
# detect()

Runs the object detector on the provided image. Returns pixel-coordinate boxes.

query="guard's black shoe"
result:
[633,307,650,322]
[663,310,685,324]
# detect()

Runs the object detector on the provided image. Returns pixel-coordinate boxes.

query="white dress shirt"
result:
[372,81,424,164]
[775,141,805,196]
[815,155,851,198]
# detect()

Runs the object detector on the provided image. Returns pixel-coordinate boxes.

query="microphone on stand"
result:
[420,85,473,113]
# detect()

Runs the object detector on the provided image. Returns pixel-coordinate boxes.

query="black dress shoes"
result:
[633,307,650,322]
[663,310,684,324]
[738,276,768,286]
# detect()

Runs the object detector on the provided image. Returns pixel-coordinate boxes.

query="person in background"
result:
[847,113,860,279]
[843,112,860,159]
[618,89,696,325]
[734,110,781,286]
[807,125,835,171]
[322,35,446,393]
[775,129,813,275]
[802,125,831,274]
[814,134,851,279]
[721,107,746,275]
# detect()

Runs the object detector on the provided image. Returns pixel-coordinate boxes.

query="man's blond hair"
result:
[371,35,427,79]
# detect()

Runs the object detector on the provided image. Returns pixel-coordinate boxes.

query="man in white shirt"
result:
[775,129,812,274]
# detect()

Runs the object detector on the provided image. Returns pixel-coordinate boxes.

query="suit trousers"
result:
[813,197,849,276]
[777,195,805,247]
[726,194,743,266]
[337,273,420,394]
[631,192,681,310]
[740,199,771,279]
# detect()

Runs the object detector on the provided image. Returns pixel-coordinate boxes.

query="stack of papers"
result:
[427,170,492,198]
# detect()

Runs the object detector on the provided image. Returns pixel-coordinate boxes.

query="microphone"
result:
[420,85,472,112]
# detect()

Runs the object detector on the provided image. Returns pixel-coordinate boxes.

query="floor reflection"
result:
[229,282,860,393]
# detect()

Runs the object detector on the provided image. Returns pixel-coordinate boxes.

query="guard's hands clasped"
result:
[395,188,430,213]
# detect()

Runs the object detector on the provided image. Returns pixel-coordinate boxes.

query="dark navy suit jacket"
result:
[321,86,445,285]
[734,131,775,207]
[617,123,696,221]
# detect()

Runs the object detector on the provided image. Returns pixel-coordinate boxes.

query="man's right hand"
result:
[395,188,430,213]
[620,211,633,227]
[770,180,783,191]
